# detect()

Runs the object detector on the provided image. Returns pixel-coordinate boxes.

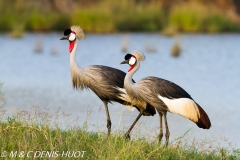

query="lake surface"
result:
[0,33,240,149]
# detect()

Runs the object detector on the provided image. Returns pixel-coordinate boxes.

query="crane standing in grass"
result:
[120,50,211,145]
[59,26,156,136]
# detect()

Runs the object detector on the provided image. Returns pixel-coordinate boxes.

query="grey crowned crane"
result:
[120,50,211,145]
[59,26,156,136]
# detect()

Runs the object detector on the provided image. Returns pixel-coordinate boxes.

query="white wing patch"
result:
[125,105,135,111]
[158,95,200,122]
[116,87,135,111]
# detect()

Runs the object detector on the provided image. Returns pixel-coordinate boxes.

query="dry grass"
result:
[171,42,181,57]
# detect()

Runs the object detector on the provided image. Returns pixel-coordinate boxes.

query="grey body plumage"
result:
[60,26,156,136]
[121,50,211,145]
[71,64,129,104]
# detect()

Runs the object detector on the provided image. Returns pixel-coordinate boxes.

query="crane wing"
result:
[89,65,135,88]
[136,76,210,129]
[139,76,193,100]
[88,66,156,116]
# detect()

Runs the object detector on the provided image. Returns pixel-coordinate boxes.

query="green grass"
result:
[0,105,239,160]
[0,84,239,159]
[0,119,236,159]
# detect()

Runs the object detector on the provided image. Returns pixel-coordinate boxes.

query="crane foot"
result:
[124,133,131,140]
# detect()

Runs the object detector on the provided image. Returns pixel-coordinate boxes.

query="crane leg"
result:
[125,112,143,140]
[103,101,111,136]
[157,111,163,143]
[163,112,170,146]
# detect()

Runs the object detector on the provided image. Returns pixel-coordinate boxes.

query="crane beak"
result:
[59,36,68,40]
[120,60,128,64]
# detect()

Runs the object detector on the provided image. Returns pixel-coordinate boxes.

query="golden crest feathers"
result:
[132,50,145,61]
[70,25,85,39]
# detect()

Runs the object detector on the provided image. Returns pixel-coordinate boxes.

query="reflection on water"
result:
[0,33,240,148]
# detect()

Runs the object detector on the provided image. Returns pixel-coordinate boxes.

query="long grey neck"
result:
[69,38,87,90]
[124,61,140,89]
[70,38,82,70]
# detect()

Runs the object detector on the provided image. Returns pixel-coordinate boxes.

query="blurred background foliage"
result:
[0,0,240,34]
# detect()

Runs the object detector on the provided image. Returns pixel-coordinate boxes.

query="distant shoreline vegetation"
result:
[0,0,240,37]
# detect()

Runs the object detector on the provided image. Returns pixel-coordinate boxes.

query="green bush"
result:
[167,3,240,33]
[114,3,165,32]
[0,0,240,33]
[72,7,114,33]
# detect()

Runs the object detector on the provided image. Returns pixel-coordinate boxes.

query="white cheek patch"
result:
[129,57,136,65]
[69,33,76,41]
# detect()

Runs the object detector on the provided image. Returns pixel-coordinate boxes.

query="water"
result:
[0,33,240,148]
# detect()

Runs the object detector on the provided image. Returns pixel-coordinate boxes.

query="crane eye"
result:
[129,56,136,65]
[69,33,76,41]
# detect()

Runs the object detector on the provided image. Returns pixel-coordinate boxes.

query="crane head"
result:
[60,29,77,53]
[120,50,145,72]
[60,26,84,41]
[120,54,137,72]
[59,26,85,53]
[59,29,76,41]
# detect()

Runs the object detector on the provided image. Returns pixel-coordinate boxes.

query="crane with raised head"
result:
[120,50,211,145]
[59,26,156,136]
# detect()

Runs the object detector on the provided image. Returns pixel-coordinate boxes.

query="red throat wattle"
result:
[69,41,75,53]
[128,65,134,72]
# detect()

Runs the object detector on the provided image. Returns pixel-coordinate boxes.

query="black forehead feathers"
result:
[64,29,71,35]
[124,54,133,60]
